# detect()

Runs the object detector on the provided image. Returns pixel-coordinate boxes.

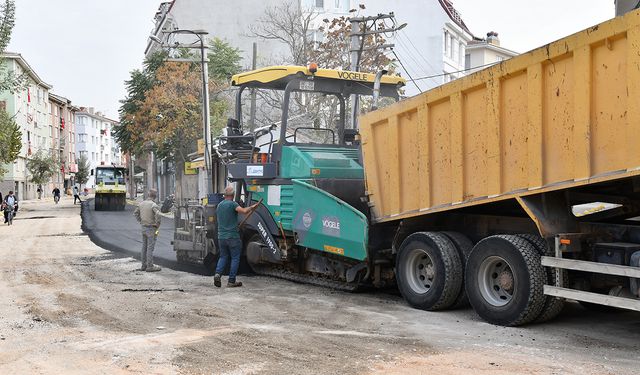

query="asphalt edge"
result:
[80,198,210,276]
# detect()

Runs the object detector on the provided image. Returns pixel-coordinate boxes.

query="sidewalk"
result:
[19,193,94,205]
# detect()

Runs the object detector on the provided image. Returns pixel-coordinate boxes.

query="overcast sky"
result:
[8,0,616,120]
[8,0,164,119]
[454,0,615,53]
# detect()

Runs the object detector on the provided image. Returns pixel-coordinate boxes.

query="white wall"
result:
[160,0,289,67]
[75,113,116,189]
[352,1,472,96]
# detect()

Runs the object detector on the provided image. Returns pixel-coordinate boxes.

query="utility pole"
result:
[249,42,258,132]
[348,12,405,129]
[200,41,213,201]
[349,19,361,131]
[128,152,135,199]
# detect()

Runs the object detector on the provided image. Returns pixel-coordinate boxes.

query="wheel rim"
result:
[404,248,435,294]
[477,255,515,307]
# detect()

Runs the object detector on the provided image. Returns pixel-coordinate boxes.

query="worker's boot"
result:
[227,281,243,288]
[145,265,161,272]
[214,274,221,288]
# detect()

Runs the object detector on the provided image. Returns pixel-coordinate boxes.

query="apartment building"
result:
[75,108,121,189]
[0,53,53,200]
[49,93,79,193]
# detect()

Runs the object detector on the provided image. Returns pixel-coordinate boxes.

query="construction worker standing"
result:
[133,189,162,272]
[214,185,258,288]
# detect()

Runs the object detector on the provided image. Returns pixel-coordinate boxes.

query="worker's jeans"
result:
[215,238,242,283]
[141,225,158,268]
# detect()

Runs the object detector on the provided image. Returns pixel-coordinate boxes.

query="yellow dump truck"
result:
[359,10,640,325]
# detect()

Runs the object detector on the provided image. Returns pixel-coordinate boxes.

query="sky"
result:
[8,0,164,119]
[453,0,615,53]
[7,0,616,120]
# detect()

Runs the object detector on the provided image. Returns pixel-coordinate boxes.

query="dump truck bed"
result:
[360,10,640,223]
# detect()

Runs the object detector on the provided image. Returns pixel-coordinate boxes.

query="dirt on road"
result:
[0,199,638,374]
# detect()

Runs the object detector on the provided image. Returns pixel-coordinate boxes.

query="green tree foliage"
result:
[116,40,241,160]
[208,38,242,81]
[0,0,26,93]
[26,150,58,186]
[0,108,20,178]
[114,51,168,154]
[75,154,90,186]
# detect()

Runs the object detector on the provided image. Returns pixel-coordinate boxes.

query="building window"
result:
[496,56,505,62]
[449,35,455,58]
[453,39,459,62]
[444,30,449,56]
[335,0,349,13]
[465,54,471,70]
[316,0,324,8]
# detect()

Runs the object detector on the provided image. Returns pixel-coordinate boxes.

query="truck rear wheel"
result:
[396,232,462,311]
[466,235,545,326]
[442,231,473,309]
[517,234,566,323]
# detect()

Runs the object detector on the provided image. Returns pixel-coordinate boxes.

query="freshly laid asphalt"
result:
[81,197,209,275]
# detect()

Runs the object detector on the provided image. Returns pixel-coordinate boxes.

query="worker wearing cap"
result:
[134,189,162,272]
[214,185,258,288]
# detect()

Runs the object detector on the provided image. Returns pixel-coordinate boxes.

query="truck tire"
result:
[517,234,566,323]
[442,231,473,309]
[465,235,546,326]
[396,232,463,311]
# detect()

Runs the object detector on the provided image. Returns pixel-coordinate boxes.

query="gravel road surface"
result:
[0,198,638,374]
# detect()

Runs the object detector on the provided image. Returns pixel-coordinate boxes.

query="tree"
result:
[131,61,202,162]
[0,0,26,93]
[0,108,20,178]
[114,51,168,154]
[311,14,394,72]
[26,150,58,186]
[117,40,241,157]
[250,3,397,131]
[208,38,242,81]
[75,154,90,187]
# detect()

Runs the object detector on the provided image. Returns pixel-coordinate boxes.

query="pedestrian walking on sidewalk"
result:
[37,186,42,199]
[214,185,258,288]
[133,189,162,272]
[73,185,82,204]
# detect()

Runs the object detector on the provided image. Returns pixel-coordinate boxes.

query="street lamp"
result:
[149,29,213,198]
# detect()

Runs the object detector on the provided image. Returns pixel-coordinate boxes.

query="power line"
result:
[398,31,439,73]
[392,50,422,93]
[392,38,440,87]
[408,61,503,82]
[393,38,428,76]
